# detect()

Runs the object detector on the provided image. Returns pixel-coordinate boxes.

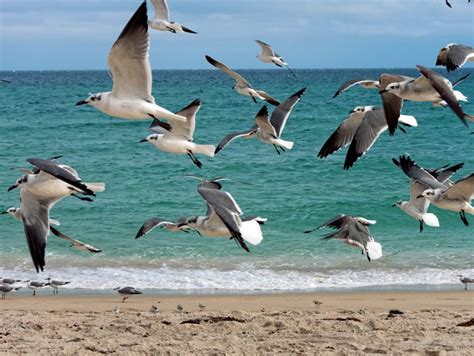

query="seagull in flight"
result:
[305,215,382,261]
[318,106,417,170]
[2,207,102,253]
[394,155,474,226]
[76,2,185,129]
[379,66,473,134]
[215,88,306,155]
[205,55,280,106]
[332,79,380,98]
[436,43,474,72]
[255,40,295,76]
[149,0,197,33]
[140,99,215,168]
[391,161,464,232]
[7,158,104,272]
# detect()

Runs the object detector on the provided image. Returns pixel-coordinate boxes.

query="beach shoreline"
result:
[1,290,472,354]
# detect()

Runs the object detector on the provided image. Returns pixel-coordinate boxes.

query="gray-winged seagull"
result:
[140,99,215,168]
[205,55,280,106]
[149,0,197,33]
[436,44,474,71]
[76,2,185,128]
[305,214,382,261]
[395,155,474,226]
[215,88,306,155]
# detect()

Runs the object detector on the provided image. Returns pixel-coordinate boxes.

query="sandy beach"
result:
[1,290,472,354]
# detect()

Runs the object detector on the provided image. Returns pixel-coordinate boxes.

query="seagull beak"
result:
[391,204,397,207]
[379,89,388,94]
[416,195,424,199]
[7,184,18,192]
[139,138,148,143]
[349,109,356,114]
[75,100,88,106]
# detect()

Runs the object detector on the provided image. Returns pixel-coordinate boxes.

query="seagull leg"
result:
[122,296,128,303]
[419,220,424,233]
[71,193,94,202]
[187,151,203,169]
[465,284,468,291]
[460,210,469,226]
[273,145,281,155]
[280,146,286,152]
[398,126,407,134]
[33,290,36,296]
[250,94,257,104]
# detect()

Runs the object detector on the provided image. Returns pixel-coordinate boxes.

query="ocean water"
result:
[0,69,472,293]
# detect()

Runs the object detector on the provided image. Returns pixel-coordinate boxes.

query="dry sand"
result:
[0,290,473,354]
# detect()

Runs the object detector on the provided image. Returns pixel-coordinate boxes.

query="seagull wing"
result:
[255,90,280,106]
[445,45,474,72]
[205,55,249,85]
[20,189,52,273]
[135,217,179,239]
[49,226,102,253]
[150,0,170,22]
[198,186,249,252]
[444,173,474,201]
[109,2,153,102]
[417,65,471,126]
[379,74,406,135]
[406,181,430,214]
[430,163,465,184]
[318,110,366,158]
[27,158,95,196]
[451,73,470,88]
[344,109,387,170]
[215,128,258,154]
[255,40,275,57]
[270,87,306,137]
[333,79,378,98]
[166,99,201,140]
[318,214,354,230]
[396,155,447,190]
[254,106,277,137]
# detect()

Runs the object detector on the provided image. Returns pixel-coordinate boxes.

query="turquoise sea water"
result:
[0,69,472,292]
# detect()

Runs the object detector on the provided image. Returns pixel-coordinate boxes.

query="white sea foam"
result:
[1,263,472,292]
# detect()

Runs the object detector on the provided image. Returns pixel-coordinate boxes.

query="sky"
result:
[0,0,473,70]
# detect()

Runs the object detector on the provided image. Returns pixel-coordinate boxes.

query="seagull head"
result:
[178,216,198,228]
[416,188,440,201]
[379,82,401,94]
[7,175,27,192]
[76,93,103,107]
[392,201,403,208]
[2,207,18,217]
[139,134,160,144]
[349,106,373,114]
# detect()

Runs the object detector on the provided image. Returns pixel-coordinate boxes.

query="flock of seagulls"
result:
[2,0,473,294]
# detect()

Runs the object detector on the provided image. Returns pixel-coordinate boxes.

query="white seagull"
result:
[458,275,474,290]
[392,160,464,231]
[205,55,280,106]
[136,178,266,252]
[0,285,21,299]
[255,40,295,76]
[45,278,70,295]
[436,44,474,71]
[395,155,474,226]
[7,158,104,272]
[215,88,306,155]
[318,106,417,170]
[25,280,49,296]
[379,66,473,134]
[305,215,383,261]
[149,0,197,33]
[140,99,215,168]
[114,286,143,302]
[76,2,185,127]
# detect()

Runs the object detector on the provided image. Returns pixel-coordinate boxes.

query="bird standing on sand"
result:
[198,303,206,311]
[114,286,143,302]
[0,285,21,299]
[458,275,474,290]
[45,278,70,295]
[25,280,49,296]
[177,304,184,311]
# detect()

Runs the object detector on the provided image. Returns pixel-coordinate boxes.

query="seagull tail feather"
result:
[422,213,440,227]
[193,144,216,157]
[84,182,106,193]
[366,241,383,261]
